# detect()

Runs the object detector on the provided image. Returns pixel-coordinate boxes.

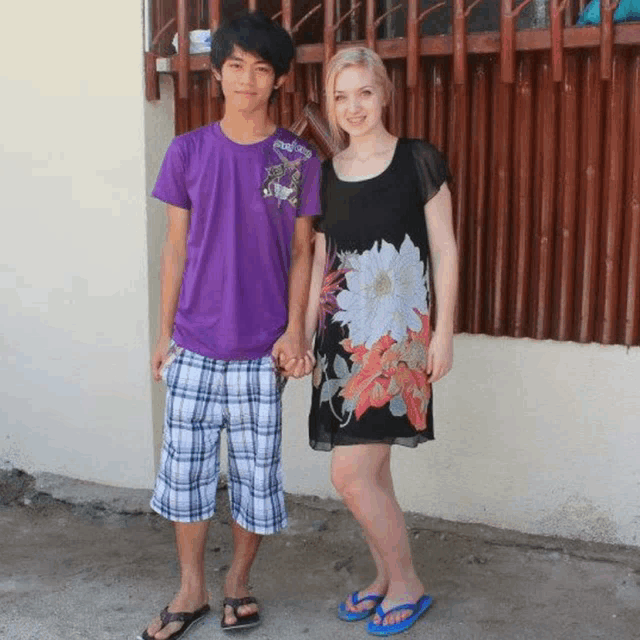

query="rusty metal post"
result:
[427,61,446,149]
[145,53,161,101]
[450,80,470,332]
[453,0,468,86]
[550,0,567,82]
[531,54,557,340]
[500,0,535,84]
[281,1,295,93]
[509,55,534,337]
[500,0,516,84]
[406,0,419,136]
[489,59,513,334]
[174,78,189,134]
[324,0,336,86]
[366,0,376,49]
[407,0,419,90]
[190,73,205,129]
[389,64,406,137]
[600,0,620,81]
[177,0,189,99]
[621,53,640,345]
[208,0,221,98]
[407,0,447,135]
[575,51,603,343]
[306,63,320,105]
[553,53,578,341]
[467,61,489,334]
[598,53,627,342]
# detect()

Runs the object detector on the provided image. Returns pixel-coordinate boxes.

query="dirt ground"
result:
[1,469,639,640]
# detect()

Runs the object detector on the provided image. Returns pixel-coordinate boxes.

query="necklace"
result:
[350,140,396,163]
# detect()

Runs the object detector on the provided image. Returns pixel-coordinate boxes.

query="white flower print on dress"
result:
[334,235,428,347]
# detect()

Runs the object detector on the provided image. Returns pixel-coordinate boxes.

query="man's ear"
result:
[212,68,222,82]
[274,73,288,90]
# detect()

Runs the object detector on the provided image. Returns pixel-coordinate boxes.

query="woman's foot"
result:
[343,578,388,615]
[372,579,425,627]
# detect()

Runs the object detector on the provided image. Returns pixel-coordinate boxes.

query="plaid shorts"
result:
[150,345,287,535]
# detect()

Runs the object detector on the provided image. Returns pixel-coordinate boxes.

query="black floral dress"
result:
[309,139,450,451]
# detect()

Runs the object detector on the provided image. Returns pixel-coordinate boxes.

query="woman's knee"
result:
[331,464,358,498]
[331,444,390,499]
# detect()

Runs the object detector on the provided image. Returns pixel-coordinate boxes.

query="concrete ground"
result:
[1,469,639,640]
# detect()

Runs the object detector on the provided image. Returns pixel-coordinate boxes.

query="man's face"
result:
[214,46,285,113]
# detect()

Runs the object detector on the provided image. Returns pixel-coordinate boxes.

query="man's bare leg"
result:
[144,521,210,640]
[222,520,263,626]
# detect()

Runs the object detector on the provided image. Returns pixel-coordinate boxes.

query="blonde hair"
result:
[325,47,394,145]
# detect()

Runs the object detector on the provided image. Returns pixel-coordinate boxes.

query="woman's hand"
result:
[426,330,453,383]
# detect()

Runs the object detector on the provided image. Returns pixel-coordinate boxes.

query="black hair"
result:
[210,11,295,80]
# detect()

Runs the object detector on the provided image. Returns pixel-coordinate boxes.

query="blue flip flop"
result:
[366,594,433,636]
[338,591,385,621]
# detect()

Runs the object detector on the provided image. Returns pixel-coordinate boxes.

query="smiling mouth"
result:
[346,117,366,125]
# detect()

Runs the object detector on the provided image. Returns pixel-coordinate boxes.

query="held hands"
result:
[271,329,315,379]
[427,330,453,384]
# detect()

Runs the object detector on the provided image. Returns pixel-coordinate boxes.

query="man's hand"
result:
[151,335,171,382]
[426,330,453,384]
[272,329,314,378]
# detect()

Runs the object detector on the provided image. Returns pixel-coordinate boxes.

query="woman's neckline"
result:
[331,138,401,183]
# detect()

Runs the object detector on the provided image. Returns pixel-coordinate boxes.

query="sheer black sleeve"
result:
[410,139,452,205]
[312,159,331,233]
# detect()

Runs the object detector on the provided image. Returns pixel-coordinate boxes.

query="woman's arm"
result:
[304,231,327,351]
[425,183,458,383]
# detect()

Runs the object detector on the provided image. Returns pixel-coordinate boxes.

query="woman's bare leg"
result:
[331,444,425,626]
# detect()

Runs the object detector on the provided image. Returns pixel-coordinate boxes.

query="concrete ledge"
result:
[34,472,154,514]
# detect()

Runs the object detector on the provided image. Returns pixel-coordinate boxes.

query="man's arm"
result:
[425,183,458,383]
[272,215,314,377]
[151,204,190,381]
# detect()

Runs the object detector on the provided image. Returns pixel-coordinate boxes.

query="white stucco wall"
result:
[283,336,640,546]
[1,2,638,548]
[0,1,156,487]
[144,75,176,456]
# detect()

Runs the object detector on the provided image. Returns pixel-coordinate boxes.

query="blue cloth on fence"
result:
[577,0,640,25]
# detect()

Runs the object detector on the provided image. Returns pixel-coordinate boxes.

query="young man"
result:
[139,12,319,640]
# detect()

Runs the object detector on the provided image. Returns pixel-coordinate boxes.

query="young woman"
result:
[305,47,458,636]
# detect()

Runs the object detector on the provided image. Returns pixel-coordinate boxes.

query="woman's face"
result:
[333,65,385,139]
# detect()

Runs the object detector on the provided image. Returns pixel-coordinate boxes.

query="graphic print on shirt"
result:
[312,235,432,430]
[261,139,312,208]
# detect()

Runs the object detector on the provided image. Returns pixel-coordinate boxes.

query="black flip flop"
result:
[221,596,261,631]
[137,604,210,640]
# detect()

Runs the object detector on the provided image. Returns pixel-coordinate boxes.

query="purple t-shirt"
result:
[152,123,321,360]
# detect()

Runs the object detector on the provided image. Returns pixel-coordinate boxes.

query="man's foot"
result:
[221,584,259,629]
[221,596,261,631]
[141,592,209,640]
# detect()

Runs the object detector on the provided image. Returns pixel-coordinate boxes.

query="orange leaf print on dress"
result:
[340,312,431,430]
